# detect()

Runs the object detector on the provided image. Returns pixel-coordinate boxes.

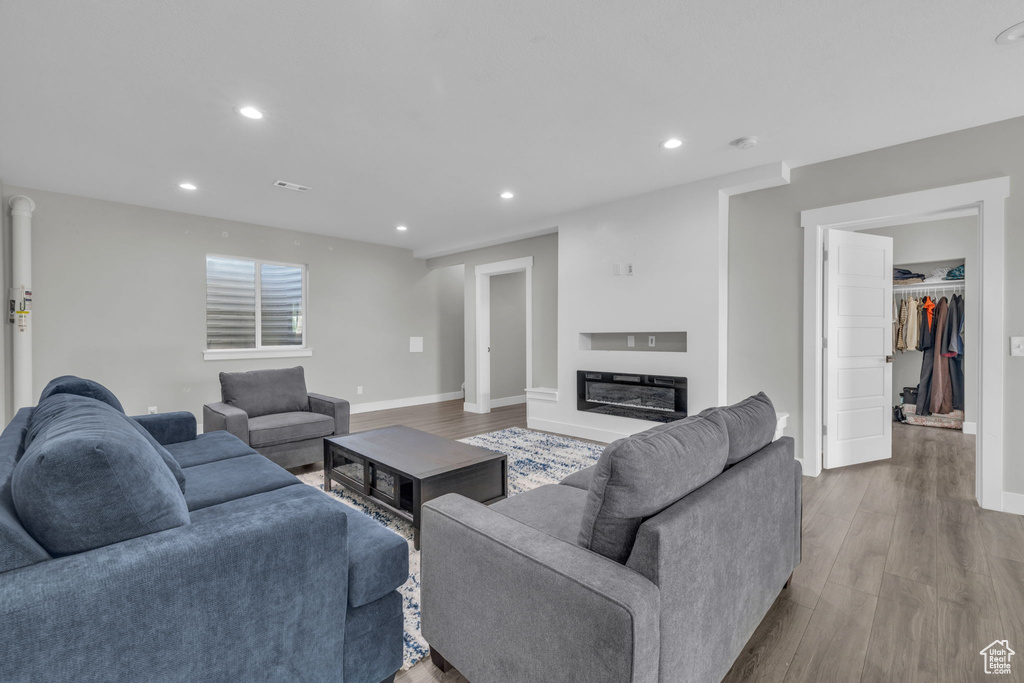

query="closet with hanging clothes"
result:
[892,268,965,429]
[862,216,977,435]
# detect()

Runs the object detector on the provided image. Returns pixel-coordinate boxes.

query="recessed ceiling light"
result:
[238,106,264,119]
[178,182,197,190]
[730,136,759,150]
[396,225,408,232]
[499,191,515,200]
[997,21,1024,45]
[661,138,684,150]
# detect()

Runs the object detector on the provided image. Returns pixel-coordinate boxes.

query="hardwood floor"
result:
[351,399,527,441]
[374,409,1024,683]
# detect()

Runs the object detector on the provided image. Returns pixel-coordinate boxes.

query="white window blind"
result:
[206,256,306,351]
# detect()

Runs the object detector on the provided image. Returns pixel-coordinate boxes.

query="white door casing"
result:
[823,229,893,468]
[471,256,533,414]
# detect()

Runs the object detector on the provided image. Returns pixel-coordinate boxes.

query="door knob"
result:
[886,355,893,363]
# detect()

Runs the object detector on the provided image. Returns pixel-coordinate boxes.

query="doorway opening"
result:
[471,256,533,414]
[801,178,1009,511]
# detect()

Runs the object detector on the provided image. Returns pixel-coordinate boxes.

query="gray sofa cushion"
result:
[248,411,335,448]
[578,411,730,563]
[37,375,124,413]
[701,392,776,466]
[560,464,597,491]
[219,366,309,418]
[12,397,190,556]
[491,484,589,544]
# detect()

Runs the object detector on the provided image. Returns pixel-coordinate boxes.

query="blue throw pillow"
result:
[26,394,186,493]
[38,375,124,413]
[13,396,190,555]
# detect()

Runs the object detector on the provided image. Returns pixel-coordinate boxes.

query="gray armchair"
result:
[420,393,801,683]
[203,366,350,469]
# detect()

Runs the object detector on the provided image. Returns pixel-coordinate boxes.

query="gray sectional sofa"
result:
[0,375,407,683]
[421,392,801,683]
[204,366,350,469]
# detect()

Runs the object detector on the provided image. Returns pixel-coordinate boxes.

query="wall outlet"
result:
[627,335,635,347]
[357,386,363,395]
[1011,337,1024,357]
[147,406,158,414]
[648,335,656,347]
[625,263,634,276]
[612,263,621,276]
[410,336,424,353]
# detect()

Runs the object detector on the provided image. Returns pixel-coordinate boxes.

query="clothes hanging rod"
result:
[892,280,966,293]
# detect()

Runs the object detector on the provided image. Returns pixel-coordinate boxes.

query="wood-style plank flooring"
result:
[359,405,1024,683]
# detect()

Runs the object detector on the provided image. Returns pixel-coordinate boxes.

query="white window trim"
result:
[204,254,311,361]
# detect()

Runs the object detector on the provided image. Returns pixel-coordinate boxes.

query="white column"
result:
[9,195,35,410]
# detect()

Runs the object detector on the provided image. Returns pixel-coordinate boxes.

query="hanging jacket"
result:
[896,299,909,352]
[905,298,919,352]
[929,297,954,415]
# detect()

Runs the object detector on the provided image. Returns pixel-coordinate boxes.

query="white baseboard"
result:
[1003,491,1024,516]
[963,421,977,435]
[350,391,464,415]
[490,395,526,408]
[526,417,629,444]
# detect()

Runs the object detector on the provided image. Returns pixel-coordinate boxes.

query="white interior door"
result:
[823,229,893,468]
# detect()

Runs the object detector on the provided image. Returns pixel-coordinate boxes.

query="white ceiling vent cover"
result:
[273,180,311,192]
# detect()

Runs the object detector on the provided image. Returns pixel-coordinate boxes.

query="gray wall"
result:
[729,115,1024,495]
[4,186,465,419]
[489,271,526,400]
[426,233,557,404]
[863,217,977,418]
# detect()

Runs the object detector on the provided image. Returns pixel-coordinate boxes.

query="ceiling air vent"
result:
[273,180,311,192]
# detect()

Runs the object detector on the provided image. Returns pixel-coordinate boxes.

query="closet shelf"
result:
[893,280,966,293]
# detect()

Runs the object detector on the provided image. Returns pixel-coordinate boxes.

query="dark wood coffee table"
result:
[324,426,508,549]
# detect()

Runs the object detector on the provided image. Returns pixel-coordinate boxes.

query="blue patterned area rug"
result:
[298,427,603,670]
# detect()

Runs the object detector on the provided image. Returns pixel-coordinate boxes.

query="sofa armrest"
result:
[308,392,350,436]
[129,411,197,445]
[0,493,349,682]
[421,494,660,683]
[203,401,249,444]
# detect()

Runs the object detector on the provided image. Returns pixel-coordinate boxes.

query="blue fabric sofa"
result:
[0,376,408,683]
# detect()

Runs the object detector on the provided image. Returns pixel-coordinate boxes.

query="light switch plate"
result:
[627,335,635,347]
[410,336,424,353]
[1011,336,1024,357]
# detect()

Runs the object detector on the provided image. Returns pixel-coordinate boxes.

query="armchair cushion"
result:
[219,366,309,418]
[700,392,777,466]
[248,411,335,448]
[12,396,189,556]
[579,411,729,563]
[38,375,124,413]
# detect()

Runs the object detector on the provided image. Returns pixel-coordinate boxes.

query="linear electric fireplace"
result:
[577,371,687,423]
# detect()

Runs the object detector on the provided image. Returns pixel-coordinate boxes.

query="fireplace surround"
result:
[576,371,687,423]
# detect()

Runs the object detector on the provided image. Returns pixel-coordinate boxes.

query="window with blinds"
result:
[206,256,305,350]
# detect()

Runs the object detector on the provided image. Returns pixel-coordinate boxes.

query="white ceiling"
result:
[1,1,1023,257]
